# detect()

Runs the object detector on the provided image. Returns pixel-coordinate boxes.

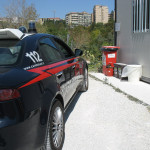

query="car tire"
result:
[80,68,88,92]
[43,100,65,150]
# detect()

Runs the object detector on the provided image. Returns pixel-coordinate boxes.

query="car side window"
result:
[39,38,63,63]
[53,38,74,58]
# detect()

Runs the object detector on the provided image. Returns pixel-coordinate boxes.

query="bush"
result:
[88,59,102,73]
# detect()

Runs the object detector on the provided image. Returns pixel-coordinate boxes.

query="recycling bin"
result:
[100,46,120,76]
[122,65,142,82]
[114,63,127,79]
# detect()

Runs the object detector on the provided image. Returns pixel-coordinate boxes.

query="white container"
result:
[122,65,142,82]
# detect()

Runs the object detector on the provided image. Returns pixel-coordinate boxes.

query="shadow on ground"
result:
[64,92,82,123]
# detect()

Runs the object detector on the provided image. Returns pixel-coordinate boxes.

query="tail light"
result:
[0,89,20,101]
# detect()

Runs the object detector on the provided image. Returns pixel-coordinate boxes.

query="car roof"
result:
[0,28,56,41]
[0,28,24,40]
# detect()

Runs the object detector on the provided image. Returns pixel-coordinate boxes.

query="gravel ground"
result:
[63,77,150,150]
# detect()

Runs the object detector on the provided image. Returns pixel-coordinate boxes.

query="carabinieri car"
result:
[0,27,88,150]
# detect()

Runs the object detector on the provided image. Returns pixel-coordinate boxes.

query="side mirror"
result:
[75,49,83,56]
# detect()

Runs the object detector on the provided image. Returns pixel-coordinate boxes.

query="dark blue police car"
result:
[0,25,88,150]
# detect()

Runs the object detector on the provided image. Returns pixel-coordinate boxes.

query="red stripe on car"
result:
[19,58,79,89]
[28,57,77,74]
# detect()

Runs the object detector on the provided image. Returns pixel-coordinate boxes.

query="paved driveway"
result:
[63,77,150,150]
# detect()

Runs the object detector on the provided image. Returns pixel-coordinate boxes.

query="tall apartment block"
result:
[93,5,109,24]
[65,12,92,26]
[108,11,115,21]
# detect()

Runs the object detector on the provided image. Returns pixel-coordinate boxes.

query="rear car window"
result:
[0,40,23,65]
[39,38,63,63]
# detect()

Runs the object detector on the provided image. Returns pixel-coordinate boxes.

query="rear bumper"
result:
[0,100,46,150]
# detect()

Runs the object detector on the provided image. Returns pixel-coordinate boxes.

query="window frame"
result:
[0,39,25,67]
[133,0,150,33]
[37,36,64,64]
[51,37,75,59]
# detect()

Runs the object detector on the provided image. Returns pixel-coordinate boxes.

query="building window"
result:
[133,0,150,33]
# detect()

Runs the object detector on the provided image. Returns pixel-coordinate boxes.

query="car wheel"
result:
[80,68,88,92]
[43,100,65,150]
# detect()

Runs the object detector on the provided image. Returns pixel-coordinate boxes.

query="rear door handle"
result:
[72,65,75,69]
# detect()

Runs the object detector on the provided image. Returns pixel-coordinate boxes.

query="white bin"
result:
[122,65,142,82]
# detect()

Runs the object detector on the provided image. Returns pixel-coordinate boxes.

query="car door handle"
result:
[72,65,75,69]
[56,71,63,78]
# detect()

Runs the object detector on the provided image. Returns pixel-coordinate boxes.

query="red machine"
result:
[100,46,120,76]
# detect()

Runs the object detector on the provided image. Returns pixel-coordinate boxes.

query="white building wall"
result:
[117,0,150,80]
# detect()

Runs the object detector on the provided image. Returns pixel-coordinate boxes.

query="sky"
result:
[0,0,114,19]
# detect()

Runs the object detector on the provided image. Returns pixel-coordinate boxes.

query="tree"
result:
[5,0,39,27]
[41,20,68,42]
[69,26,90,49]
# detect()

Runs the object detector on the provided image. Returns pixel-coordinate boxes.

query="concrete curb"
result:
[89,72,150,106]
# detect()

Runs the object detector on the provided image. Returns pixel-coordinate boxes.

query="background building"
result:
[93,5,109,24]
[108,11,115,21]
[38,18,61,24]
[65,12,92,27]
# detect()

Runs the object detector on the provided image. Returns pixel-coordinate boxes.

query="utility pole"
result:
[67,33,69,45]
[114,0,117,46]
[54,10,56,24]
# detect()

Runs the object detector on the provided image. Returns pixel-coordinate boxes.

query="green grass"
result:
[88,61,102,73]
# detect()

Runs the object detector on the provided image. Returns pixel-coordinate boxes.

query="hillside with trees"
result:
[37,19,114,72]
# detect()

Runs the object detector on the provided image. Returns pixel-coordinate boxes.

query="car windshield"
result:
[0,40,23,66]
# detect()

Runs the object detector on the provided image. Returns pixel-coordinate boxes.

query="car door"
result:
[37,37,66,95]
[52,37,79,105]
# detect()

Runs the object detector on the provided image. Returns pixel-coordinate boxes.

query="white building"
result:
[65,12,92,26]
[115,0,150,83]
[93,5,109,24]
